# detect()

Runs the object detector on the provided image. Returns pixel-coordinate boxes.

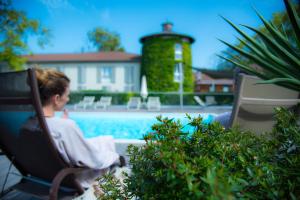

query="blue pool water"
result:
[65,112,215,139]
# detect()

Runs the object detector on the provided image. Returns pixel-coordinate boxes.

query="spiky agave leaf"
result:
[241,25,300,77]
[221,16,299,75]
[218,39,293,78]
[217,54,299,91]
[236,36,297,76]
[256,78,300,86]
[220,0,300,92]
[253,7,299,58]
[284,0,300,45]
[217,54,268,79]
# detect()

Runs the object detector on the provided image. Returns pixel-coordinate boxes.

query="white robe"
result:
[46,117,119,188]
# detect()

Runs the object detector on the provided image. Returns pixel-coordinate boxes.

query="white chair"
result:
[94,96,112,110]
[127,97,141,110]
[193,96,206,107]
[74,96,95,110]
[205,96,217,105]
[229,74,300,134]
[147,97,161,111]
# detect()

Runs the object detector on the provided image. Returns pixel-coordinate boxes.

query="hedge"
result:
[69,91,233,105]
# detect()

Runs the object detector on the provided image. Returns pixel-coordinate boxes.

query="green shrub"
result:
[97,107,300,199]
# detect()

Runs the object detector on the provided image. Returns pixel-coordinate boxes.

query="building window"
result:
[124,66,134,91]
[56,66,64,73]
[78,66,86,84]
[175,43,182,61]
[209,84,215,92]
[97,66,114,84]
[223,86,229,92]
[125,66,134,84]
[174,63,181,82]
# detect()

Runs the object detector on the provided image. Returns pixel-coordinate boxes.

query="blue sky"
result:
[13,0,285,69]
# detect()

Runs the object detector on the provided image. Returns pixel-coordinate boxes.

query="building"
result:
[0,22,199,93]
[23,52,141,92]
[140,22,195,92]
[194,69,234,93]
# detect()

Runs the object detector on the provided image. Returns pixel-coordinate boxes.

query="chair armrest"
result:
[49,167,86,200]
[241,98,300,106]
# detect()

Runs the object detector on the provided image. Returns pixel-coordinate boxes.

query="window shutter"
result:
[97,67,101,83]
[82,67,86,83]
[111,67,115,83]
[125,67,129,84]
[78,66,86,84]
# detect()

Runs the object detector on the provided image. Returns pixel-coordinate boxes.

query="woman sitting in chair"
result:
[34,68,125,188]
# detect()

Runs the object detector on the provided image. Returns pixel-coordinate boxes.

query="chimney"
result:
[162,22,173,32]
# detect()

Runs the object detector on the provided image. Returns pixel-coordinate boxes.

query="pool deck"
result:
[0,105,232,199]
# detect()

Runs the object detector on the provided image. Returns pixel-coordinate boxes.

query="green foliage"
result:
[141,37,193,92]
[219,0,300,91]
[0,0,50,70]
[68,91,134,105]
[87,27,124,52]
[216,1,299,71]
[98,107,300,199]
[96,173,133,200]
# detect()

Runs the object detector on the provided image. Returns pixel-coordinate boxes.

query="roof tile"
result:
[23,52,141,62]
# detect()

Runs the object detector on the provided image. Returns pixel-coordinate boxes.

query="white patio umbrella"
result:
[140,75,148,101]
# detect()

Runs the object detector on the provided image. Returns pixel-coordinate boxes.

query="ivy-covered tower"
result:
[140,22,195,92]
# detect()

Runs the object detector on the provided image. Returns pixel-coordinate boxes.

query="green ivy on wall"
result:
[141,37,193,92]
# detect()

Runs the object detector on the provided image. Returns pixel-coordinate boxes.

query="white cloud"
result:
[38,0,75,10]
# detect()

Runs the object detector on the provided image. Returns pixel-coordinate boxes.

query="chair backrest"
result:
[193,96,206,106]
[100,96,112,104]
[148,97,160,103]
[230,74,300,134]
[82,96,95,103]
[0,69,83,191]
[205,96,216,105]
[129,97,141,104]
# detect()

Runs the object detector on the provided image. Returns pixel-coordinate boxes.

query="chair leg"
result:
[1,157,14,196]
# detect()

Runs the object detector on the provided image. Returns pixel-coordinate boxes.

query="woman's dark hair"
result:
[34,68,70,105]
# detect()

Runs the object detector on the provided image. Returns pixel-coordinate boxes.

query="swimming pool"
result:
[67,112,215,139]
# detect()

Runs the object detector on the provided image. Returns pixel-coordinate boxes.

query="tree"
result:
[0,0,50,70]
[87,27,124,52]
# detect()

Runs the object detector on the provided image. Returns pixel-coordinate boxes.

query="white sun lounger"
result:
[147,97,161,111]
[193,96,206,107]
[94,96,112,110]
[205,96,217,105]
[74,96,95,110]
[127,97,141,110]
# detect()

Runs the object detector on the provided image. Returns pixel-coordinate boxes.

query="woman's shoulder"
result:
[46,117,76,127]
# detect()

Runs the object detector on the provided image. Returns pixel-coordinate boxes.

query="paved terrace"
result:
[0,105,232,199]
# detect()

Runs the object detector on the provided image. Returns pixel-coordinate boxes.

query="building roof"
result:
[193,68,234,79]
[140,22,195,44]
[23,52,141,63]
[140,32,195,44]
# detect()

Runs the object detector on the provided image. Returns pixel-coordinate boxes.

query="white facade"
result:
[25,62,141,92]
